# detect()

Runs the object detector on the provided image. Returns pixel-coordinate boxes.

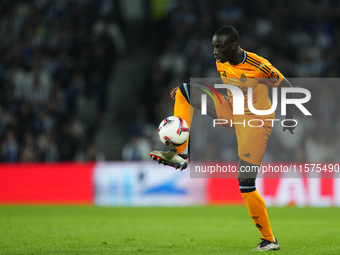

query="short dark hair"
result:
[214,26,239,44]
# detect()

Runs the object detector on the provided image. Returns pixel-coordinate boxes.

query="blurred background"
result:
[0,0,339,163]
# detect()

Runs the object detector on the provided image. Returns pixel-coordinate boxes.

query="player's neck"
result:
[229,48,244,65]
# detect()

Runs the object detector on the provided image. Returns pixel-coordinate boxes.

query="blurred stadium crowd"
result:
[0,0,121,162]
[0,0,339,162]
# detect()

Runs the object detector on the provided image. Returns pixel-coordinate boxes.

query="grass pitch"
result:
[0,206,339,254]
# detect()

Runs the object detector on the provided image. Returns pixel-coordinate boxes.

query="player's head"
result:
[212,26,240,63]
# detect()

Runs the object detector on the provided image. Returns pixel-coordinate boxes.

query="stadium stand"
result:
[0,0,120,161]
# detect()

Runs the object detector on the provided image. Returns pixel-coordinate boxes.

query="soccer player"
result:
[150,26,296,251]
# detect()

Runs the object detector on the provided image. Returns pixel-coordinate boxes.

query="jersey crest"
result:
[240,73,247,83]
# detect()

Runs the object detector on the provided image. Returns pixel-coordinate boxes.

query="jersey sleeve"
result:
[259,58,284,87]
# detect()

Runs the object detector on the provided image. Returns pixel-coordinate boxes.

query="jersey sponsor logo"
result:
[221,71,227,78]
[240,73,247,83]
[269,71,280,83]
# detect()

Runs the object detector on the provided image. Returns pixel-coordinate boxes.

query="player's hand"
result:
[170,86,179,100]
[283,119,298,134]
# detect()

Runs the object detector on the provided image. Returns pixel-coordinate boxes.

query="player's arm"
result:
[170,87,179,99]
[261,56,296,134]
[279,78,296,134]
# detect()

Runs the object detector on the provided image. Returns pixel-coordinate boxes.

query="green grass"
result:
[0,206,339,254]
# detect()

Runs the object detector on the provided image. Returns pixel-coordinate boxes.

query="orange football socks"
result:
[241,189,275,242]
[173,86,193,154]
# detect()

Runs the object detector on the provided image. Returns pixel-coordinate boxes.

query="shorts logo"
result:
[240,73,247,83]
[244,153,251,158]
[269,71,280,83]
[221,71,227,78]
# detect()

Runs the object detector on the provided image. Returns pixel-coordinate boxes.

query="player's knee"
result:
[178,83,191,103]
[239,181,256,193]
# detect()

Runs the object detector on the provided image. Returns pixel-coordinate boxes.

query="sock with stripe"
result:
[239,182,275,242]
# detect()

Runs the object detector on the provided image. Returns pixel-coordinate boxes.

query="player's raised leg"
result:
[238,159,280,251]
[150,83,219,170]
[173,83,194,154]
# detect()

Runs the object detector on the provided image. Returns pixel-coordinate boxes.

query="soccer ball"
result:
[158,116,189,147]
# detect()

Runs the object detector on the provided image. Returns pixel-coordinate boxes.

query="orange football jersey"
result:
[216,50,284,116]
